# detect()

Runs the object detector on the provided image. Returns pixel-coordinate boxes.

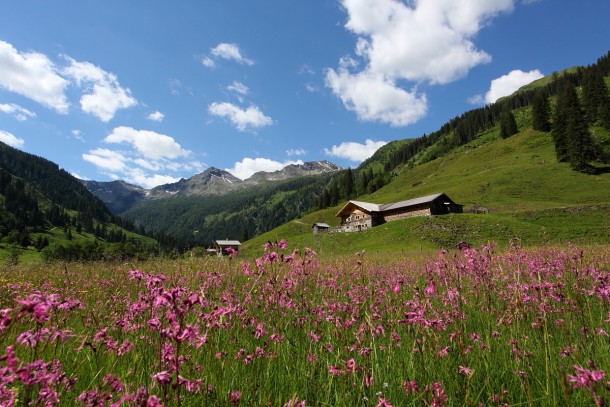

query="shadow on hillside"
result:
[589,165,610,175]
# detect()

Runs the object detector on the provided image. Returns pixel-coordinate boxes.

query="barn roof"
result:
[312,223,330,228]
[380,193,446,211]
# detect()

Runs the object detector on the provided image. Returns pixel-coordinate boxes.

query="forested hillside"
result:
[121,173,334,247]
[0,142,166,263]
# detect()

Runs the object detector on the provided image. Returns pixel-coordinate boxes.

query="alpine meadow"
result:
[1,2,610,405]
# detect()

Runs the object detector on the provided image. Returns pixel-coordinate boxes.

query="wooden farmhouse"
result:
[335,192,463,232]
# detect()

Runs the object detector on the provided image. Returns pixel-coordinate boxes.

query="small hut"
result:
[312,222,330,234]
[213,239,241,256]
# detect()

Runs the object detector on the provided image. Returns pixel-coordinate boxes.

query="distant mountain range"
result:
[82,161,341,214]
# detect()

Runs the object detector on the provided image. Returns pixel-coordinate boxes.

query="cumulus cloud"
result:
[147,111,165,122]
[0,40,69,113]
[327,0,515,126]
[482,69,544,103]
[226,157,304,180]
[62,57,137,121]
[122,168,181,190]
[208,102,273,132]
[82,148,128,172]
[0,103,36,121]
[0,130,25,148]
[326,69,427,126]
[210,43,254,65]
[286,148,307,156]
[103,126,189,160]
[324,139,387,162]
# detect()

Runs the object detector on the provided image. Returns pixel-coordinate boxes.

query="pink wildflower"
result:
[229,390,242,404]
[376,397,393,407]
[567,364,606,389]
[458,366,473,376]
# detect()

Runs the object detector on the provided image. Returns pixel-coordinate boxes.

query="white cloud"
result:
[226,157,304,180]
[0,103,36,121]
[210,43,254,65]
[326,69,427,126]
[208,102,273,132]
[328,0,515,126]
[70,171,87,180]
[0,130,25,148]
[123,168,181,190]
[83,127,204,188]
[227,81,249,95]
[147,111,165,122]
[286,148,307,156]
[0,40,69,113]
[324,139,387,162]
[103,126,189,160]
[62,57,137,121]
[201,56,216,68]
[82,148,128,172]
[483,69,544,103]
[70,129,85,142]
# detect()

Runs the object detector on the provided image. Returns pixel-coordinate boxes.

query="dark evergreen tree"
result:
[581,68,608,125]
[340,168,354,199]
[499,110,518,138]
[552,80,573,162]
[532,90,551,131]
[328,179,340,206]
[553,79,594,171]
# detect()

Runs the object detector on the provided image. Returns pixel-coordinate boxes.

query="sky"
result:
[0,0,608,188]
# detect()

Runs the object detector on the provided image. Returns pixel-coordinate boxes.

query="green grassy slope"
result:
[239,125,610,258]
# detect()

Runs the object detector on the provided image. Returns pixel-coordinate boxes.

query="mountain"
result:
[85,161,342,213]
[82,180,146,214]
[246,161,341,183]
[147,167,243,199]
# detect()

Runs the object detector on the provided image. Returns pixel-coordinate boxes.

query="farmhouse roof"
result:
[335,200,382,217]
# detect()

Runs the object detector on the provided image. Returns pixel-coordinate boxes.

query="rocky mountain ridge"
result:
[83,160,341,214]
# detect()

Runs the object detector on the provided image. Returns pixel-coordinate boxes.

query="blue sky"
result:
[0,0,608,188]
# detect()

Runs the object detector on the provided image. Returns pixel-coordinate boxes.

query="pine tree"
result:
[340,168,354,199]
[328,179,340,206]
[499,110,518,138]
[581,68,608,125]
[552,79,594,171]
[532,90,551,131]
[552,80,573,162]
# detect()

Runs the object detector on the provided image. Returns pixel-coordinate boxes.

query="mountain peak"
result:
[246,160,341,183]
